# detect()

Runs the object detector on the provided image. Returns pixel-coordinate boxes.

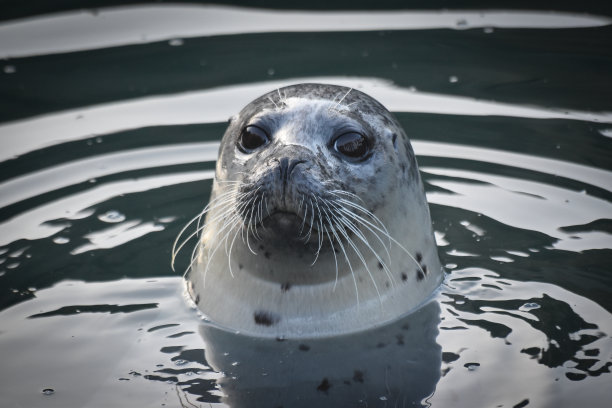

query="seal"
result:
[173,83,443,338]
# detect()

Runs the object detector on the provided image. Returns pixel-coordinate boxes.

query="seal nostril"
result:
[288,159,306,177]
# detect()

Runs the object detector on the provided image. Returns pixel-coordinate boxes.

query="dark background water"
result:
[0,1,611,407]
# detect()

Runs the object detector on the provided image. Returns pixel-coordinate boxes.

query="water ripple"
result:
[2,77,611,161]
[1,6,610,58]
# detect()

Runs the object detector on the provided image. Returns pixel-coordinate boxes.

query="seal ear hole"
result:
[332,132,370,161]
[238,125,270,153]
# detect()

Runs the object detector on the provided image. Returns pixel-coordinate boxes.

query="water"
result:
[1,3,611,407]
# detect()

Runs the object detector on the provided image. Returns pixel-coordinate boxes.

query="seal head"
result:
[178,83,442,337]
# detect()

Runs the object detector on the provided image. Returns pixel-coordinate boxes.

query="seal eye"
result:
[238,125,269,153]
[333,132,369,160]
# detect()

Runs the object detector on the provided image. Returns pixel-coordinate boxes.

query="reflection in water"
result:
[1,6,610,58]
[2,77,611,160]
[433,270,612,407]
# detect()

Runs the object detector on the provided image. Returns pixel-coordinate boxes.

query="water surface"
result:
[0,3,611,407]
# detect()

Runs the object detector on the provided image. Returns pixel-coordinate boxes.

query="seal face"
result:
[174,83,443,338]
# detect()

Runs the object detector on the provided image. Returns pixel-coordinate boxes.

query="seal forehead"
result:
[249,97,366,146]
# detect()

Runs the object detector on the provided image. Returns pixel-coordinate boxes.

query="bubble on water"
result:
[519,302,541,312]
[267,68,275,76]
[42,388,55,395]
[95,137,102,143]
[169,38,184,46]
[445,263,458,270]
[231,361,240,367]
[28,287,37,292]
[483,27,494,34]
[174,359,188,366]
[4,65,16,74]
[449,75,459,83]
[98,210,126,223]
[379,396,388,401]
[53,236,70,244]
[464,362,480,371]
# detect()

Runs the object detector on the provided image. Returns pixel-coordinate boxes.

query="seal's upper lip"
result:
[261,210,321,235]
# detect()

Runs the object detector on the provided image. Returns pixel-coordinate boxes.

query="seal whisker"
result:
[172,194,240,270]
[173,191,240,262]
[332,196,392,252]
[246,194,261,242]
[226,224,242,278]
[323,207,359,306]
[322,224,339,291]
[332,207,396,288]
[267,96,279,109]
[334,205,392,265]
[339,207,426,276]
[299,195,309,236]
[203,219,242,287]
[199,212,239,283]
[172,210,205,271]
[331,208,393,283]
[330,87,352,113]
[329,210,382,306]
[236,193,259,255]
[310,195,325,266]
[303,197,316,243]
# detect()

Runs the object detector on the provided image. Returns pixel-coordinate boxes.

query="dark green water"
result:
[0,2,611,407]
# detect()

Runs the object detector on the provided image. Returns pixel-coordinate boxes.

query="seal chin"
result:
[262,211,304,236]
